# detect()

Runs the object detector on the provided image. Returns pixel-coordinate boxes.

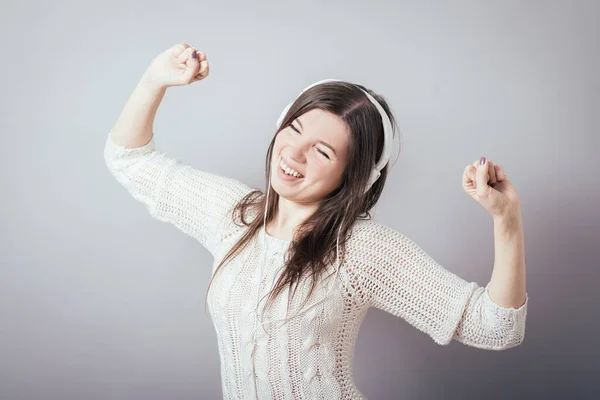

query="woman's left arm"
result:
[487,212,527,309]
[343,220,529,351]
[464,157,527,308]
[450,209,529,350]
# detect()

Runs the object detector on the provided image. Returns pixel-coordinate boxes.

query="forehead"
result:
[297,109,350,147]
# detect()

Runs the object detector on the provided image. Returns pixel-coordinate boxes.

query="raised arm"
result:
[104,43,254,255]
[110,43,208,149]
[343,220,528,350]
[104,131,253,255]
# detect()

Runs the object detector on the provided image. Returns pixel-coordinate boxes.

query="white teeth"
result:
[280,160,304,178]
[284,167,297,177]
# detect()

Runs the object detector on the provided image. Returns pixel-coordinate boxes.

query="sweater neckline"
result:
[262,226,291,252]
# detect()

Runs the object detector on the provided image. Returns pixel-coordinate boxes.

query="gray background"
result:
[1,0,598,399]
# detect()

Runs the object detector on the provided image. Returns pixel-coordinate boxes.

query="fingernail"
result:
[480,156,486,166]
[192,50,197,59]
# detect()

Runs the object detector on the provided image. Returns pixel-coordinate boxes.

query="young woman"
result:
[105,43,528,399]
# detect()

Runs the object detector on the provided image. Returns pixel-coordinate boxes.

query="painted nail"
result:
[480,156,486,165]
[192,50,197,58]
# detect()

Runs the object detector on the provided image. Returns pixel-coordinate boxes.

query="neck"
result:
[266,196,319,241]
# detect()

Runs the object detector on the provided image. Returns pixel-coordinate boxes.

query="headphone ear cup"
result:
[277,102,293,129]
[364,169,380,194]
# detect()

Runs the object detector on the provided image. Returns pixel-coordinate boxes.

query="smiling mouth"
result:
[278,164,305,180]
[279,159,305,178]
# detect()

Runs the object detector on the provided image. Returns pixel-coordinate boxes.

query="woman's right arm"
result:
[109,72,166,149]
[110,43,206,149]
[104,44,254,255]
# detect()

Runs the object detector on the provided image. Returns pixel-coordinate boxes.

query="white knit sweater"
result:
[104,131,528,400]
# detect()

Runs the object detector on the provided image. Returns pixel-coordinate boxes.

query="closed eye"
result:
[291,124,331,159]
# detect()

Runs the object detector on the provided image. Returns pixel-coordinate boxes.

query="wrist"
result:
[493,209,523,233]
[139,72,168,92]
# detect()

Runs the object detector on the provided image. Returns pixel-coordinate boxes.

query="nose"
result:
[286,147,306,165]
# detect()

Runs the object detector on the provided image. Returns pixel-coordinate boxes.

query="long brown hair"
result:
[204,80,401,319]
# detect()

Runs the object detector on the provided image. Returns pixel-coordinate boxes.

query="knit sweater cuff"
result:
[106,130,156,158]
[483,282,528,324]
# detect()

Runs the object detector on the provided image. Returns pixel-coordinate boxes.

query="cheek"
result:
[311,164,343,185]
[331,165,347,187]
[271,141,282,163]
[272,136,285,159]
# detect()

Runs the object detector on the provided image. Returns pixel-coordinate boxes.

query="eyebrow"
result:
[295,118,337,156]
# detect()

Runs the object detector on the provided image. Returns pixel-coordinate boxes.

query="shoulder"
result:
[337,220,404,306]
[343,219,421,270]
[347,219,406,247]
[341,219,404,271]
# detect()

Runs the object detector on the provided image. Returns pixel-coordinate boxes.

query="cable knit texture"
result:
[104,131,529,399]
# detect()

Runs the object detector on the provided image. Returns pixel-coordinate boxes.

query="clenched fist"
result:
[142,43,210,89]
[462,157,521,220]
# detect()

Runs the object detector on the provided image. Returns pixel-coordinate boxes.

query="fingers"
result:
[463,164,476,186]
[177,46,195,64]
[192,51,209,81]
[464,159,506,196]
[176,47,207,72]
[194,58,209,79]
[470,158,501,186]
[487,160,498,185]
[495,164,506,181]
[180,49,200,82]
[484,161,508,184]
[179,47,210,84]
[165,43,210,84]
[170,43,207,63]
[475,159,491,196]
[170,42,190,57]
[195,50,207,62]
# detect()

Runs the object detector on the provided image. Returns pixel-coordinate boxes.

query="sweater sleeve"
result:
[344,220,528,350]
[103,130,255,256]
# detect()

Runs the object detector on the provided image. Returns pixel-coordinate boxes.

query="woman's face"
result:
[271,108,350,203]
